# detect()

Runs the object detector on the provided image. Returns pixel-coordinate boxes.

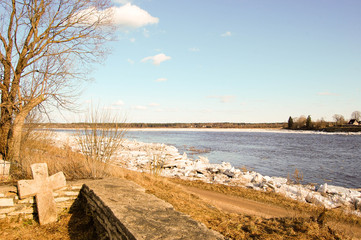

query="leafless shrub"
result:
[76,106,127,178]
[146,145,166,176]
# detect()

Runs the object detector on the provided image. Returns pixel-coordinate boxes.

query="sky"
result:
[60,0,361,123]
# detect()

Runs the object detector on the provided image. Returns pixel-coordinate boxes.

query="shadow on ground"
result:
[68,197,97,240]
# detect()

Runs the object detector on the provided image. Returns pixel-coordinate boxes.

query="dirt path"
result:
[181,185,361,239]
[181,185,301,218]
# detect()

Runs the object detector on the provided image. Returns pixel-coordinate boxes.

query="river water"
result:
[125,129,361,188]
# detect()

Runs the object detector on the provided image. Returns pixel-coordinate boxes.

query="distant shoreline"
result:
[32,122,361,133]
[40,127,361,135]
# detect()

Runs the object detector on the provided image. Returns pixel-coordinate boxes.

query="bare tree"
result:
[333,114,345,126]
[351,111,361,121]
[0,0,114,164]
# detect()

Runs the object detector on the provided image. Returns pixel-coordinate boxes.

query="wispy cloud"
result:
[189,47,200,52]
[127,58,134,64]
[155,78,168,82]
[317,92,339,96]
[134,105,147,110]
[148,102,160,107]
[207,95,236,103]
[141,53,171,65]
[143,29,150,38]
[113,100,125,106]
[221,31,232,37]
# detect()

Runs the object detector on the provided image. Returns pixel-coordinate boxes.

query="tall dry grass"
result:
[13,130,119,181]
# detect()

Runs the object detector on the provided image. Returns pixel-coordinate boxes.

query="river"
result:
[125,129,361,188]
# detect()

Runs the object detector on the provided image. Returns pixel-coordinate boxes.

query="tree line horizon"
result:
[287,111,361,130]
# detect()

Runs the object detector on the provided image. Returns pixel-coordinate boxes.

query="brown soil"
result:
[182,185,300,218]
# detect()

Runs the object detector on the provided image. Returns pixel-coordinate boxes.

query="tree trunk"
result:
[7,96,44,165]
[7,112,27,165]
[0,119,11,159]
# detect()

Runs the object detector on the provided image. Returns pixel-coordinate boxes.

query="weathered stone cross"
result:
[17,163,66,225]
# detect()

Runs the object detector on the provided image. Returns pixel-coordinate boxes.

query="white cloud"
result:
[134,105,147,110]
[113,100,125,106]
[189,47,200,52]
[72,4,158,29]
[221,31,232,37]
[111,3,159,28]
[129,38,136,42]
[155,78,167,82]
[127,58,135,64]
[149,102,160,107]
[141,53,171,65]
[208,95,235,103]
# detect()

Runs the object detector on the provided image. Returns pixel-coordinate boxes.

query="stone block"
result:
[18,198,35,204]
[64,191,79,196]
[71,185,82,190]
[54,197,70,202]
[0,198,14,207]
[8,207,34,215]
[0,207,15,214]
[79,178,225,240]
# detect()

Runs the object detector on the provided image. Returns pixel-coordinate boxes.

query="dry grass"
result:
[3,134,360,239]
[122,169,352,240]
[169,178,361,227]
[0,205,96,240]
[7,131,112,182]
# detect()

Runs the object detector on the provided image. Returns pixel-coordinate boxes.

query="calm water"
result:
[125,130,361,188]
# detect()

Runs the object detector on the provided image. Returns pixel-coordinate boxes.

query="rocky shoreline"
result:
[52,132,361,217]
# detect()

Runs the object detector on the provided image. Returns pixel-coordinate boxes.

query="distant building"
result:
[348,119,360,125]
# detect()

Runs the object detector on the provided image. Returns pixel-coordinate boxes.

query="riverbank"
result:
[51,131,361,218]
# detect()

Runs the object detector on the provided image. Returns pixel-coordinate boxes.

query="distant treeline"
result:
[286,115,361,132]
[33,122,286,129]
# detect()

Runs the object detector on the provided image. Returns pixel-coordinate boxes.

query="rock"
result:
[240,173,254,183]
[220,162,232,170]
[318,183,328,193]
[223,169,235,178]
[263,176,272,183]
[198,156,210,164]
[271,177,288,187]
[251,173,263,184]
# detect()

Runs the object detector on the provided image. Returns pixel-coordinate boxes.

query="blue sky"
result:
[62,0,361,123]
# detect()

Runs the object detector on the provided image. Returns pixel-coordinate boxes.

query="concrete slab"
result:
[80,178,225,239]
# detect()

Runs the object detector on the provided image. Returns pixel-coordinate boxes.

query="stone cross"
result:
[17,163,66,225]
